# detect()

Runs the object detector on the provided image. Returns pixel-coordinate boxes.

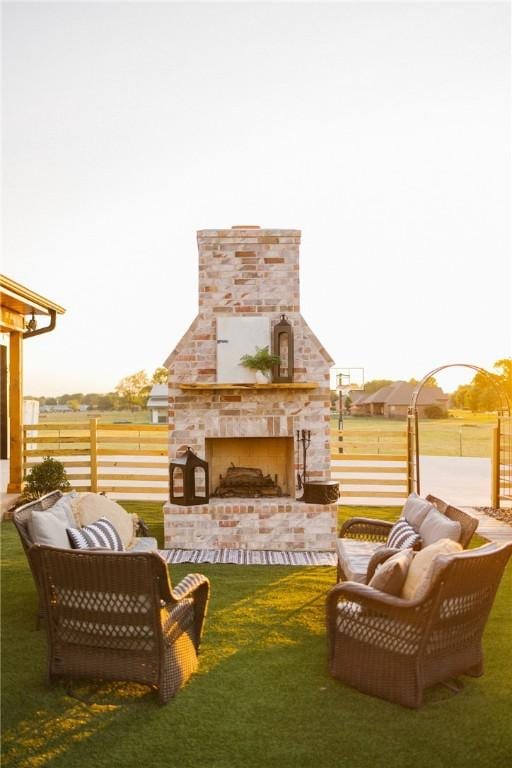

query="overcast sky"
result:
[2,1,510,396]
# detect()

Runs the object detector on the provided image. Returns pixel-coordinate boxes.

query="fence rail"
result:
[23,419,169,498]
[330,427,409,503]
[23,421,505,507]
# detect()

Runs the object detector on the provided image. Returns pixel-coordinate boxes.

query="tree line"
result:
[35,367,168,412]
[451,359,511,412]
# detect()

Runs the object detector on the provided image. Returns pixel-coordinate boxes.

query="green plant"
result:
[239,346,281,373]
[424,405,447,419]
[19,456,70,503]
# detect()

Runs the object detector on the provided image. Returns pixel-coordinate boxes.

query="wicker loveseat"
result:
[327,540,512,708]
[13,490,158,622]
[31,545,210,703]
[336,494,478,583]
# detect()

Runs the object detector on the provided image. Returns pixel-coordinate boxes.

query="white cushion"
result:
[28,508,72,549]
[401,538,462,601]
[73,493,135,549]
[400,493,435,529]
[336,539,383,583]
[48,493,79,527]
[419,508,461,547]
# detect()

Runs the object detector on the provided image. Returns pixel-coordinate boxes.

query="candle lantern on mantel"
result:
[169,447,209,506]
[272,314,294,383]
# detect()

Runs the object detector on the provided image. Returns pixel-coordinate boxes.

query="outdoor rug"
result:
[158,549,336,566]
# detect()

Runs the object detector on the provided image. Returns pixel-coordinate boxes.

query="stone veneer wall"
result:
[164,500,337,551]
[163,227,336,551]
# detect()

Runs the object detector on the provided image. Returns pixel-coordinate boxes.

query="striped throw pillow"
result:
[386,520,422,551]
[67,517,124,551]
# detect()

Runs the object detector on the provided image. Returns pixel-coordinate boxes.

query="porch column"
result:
[7,331,23,493]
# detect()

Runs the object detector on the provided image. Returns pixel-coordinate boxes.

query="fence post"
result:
[491,423,500,509]
[90,417,98,492]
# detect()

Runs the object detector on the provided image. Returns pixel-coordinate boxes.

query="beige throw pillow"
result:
[401,538,462,601]
[368,549,414,595]
[419,508,461,547]
[74,493,135,549]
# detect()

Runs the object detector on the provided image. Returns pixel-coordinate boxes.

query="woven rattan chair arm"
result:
[339,517,393,541]
[170,573,210,602]
[164,574,210,652]
[326,580,424,617]
[365,547,401,582]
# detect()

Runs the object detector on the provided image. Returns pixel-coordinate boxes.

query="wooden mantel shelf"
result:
[177,382,319,391]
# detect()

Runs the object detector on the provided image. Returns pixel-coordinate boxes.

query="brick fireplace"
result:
[163,226,337,551]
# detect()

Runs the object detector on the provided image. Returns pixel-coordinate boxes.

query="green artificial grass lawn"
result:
[2,503,511,768]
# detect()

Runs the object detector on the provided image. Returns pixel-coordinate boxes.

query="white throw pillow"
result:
[419,508,461,547]
[48,493,79,527]
[28,508,72,549]
[401,493,435,529]
[74,493,135,549]
[401,538,462,601]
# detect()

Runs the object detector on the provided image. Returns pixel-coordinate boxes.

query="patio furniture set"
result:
[13,489,512,708]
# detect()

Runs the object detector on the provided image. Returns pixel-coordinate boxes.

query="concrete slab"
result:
[419,456,491,508]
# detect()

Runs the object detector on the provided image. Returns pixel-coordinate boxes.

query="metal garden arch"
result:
[407,364,511,508]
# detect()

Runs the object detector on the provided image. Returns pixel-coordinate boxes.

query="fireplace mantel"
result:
[177,382,319,390]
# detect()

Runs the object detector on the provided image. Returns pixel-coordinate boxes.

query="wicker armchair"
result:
[13,490,156,624]
[327,541,512,708]
[30,545,210,704]
[336,494,478,582]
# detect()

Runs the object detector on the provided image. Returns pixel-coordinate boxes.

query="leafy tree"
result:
[451,358,511,412]
[424,405,447,419]
[115,370,150,410]
[344,396,352,414]
[363,379,393,395]
[152,367,168,384]
[82,393,101,409]
[67,399,81,412]
[409,376,438,388]
[97,393,117,411]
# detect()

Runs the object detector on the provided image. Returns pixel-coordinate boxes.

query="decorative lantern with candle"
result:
[272,314,294,383]
[169,447,209,506]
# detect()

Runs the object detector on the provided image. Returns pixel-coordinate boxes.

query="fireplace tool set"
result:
[296,429,311,493]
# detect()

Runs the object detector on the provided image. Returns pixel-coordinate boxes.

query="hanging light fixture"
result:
[26,313,37,332]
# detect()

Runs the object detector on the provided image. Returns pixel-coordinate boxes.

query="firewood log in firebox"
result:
[213,463,282,498]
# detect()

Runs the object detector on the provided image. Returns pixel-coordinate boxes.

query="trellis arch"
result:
[407,364,511,507]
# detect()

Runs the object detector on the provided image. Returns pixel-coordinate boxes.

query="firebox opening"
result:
[205,437,295,498]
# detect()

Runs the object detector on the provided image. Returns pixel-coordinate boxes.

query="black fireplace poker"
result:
[296,429,311,494]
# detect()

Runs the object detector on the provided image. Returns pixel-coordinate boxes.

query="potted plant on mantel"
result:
[240,346,281,384]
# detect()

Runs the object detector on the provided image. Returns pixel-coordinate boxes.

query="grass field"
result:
[39,410,152,424]
[2,502,511,768]
[333,412,497,458]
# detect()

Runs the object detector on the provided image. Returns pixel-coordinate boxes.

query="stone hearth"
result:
[163,226,337,551]
[164,499,336,551]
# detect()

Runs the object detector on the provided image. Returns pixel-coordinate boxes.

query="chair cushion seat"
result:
[336,539,383,583]
[129,537,158,552]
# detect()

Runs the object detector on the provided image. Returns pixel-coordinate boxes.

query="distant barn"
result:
[146,383,168,424]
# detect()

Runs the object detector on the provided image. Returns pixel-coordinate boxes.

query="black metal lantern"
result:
[169,447,209,506]
[272,314,294,383]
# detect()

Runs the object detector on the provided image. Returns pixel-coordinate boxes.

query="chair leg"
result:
[465,661,484,678]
